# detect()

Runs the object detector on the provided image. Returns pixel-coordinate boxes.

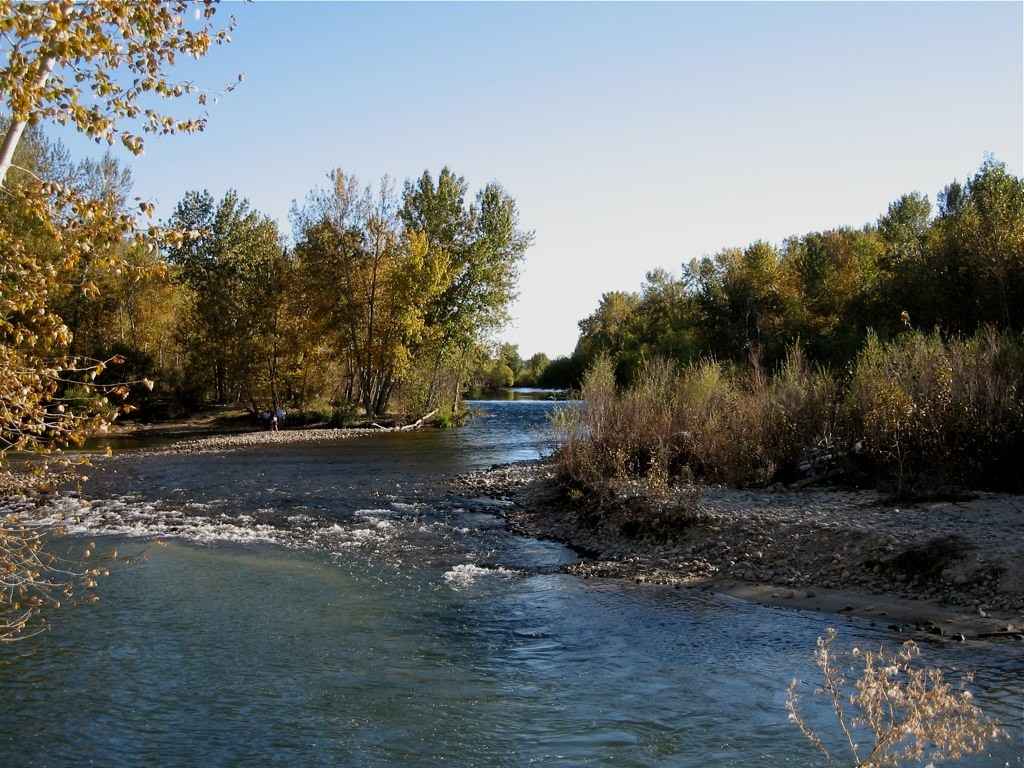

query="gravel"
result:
[158,426,412,454]
[450,461,1024,619]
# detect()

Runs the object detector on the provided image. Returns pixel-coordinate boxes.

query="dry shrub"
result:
[560,328,1024,493]
[554,345,838,488]
[787,627,1005,767]
[552,354,676,488]
[761,346,840,481]
[848,328,1024,493]
[674,348,837,485]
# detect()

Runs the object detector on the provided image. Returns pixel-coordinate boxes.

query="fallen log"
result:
[371,409,439,431]
[399,408,439,431]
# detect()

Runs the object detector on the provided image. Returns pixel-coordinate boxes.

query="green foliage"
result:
[166,189,287,407]
[537,354,584,389]
[569,159,1024,380]
[515,352,550,387]
[283,167,531,417]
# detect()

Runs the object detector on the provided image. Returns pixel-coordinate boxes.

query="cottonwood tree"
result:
[0,0,236,639]
[401,168,532,411]
[292,172,453,417]
[166,190,285,407]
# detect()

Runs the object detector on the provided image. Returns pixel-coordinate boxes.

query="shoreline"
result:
[450,461,1024,644]
[104,421,439,455]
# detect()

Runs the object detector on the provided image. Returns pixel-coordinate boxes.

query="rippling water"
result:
[1,396,1021,767]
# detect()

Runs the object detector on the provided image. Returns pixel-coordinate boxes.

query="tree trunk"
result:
[0,58,55,186]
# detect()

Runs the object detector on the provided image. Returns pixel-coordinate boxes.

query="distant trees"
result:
[517,352,551,387]
[546,158,1024,388]
[6,160,530,423]
[398,168,532,411]
[54,166,531,420]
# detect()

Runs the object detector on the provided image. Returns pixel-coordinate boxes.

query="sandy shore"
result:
[450,461,1024,643]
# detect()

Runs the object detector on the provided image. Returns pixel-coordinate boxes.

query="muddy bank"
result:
[450,461,1024,642]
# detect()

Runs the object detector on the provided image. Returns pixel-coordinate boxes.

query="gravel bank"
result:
[451,461,1024,641]
[158,425,416,454]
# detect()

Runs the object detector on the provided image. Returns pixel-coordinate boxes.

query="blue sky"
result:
[58,2,1024,357]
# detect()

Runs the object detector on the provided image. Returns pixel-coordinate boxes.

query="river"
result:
[1,394,1021,766]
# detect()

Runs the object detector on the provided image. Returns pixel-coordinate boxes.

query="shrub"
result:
[554,345,839,488]
[847,328,1024,493]
[558,328,1024,493]
[287,399,358,428]
[671,349,838,485]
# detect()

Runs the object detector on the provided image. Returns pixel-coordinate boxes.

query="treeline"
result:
[544,158,1024,387]
[466,343,552,390]
[7,127,532,422]
[552,158,1024,494]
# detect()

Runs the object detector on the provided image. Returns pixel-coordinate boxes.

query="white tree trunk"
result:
[0,57,55,187]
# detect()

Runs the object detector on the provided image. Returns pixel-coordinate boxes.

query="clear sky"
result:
[57,1,1024,358]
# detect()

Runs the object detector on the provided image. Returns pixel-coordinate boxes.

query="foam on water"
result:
[3,496,416,552]
[3,494,288,546]
[443,563,518,589]
[4,486,527,590]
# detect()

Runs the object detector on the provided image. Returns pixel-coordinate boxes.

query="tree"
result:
[292,172,452,416]
[498,343,523,381]
[166,190,284,407]
[400,168,532,411]
[516,352,550,386]
[0,0,236,640]
[0,0,236,184]
[568,158,1023,381]
[878,193,931,264]
[0,0,237,451]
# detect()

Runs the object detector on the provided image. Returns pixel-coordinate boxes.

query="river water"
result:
[1,395,1021,766]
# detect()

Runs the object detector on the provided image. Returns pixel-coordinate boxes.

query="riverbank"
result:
[103,411,440,454]
[160,425,410,453]
[451,461,1024,643]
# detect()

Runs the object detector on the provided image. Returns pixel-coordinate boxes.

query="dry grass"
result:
[556,329,1024,493]
[553,346,838,488]
[787,627,1005,767]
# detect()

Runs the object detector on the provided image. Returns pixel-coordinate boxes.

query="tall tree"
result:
[167,190,284,406]
[401,168,532,410]
[292,172,452,416]
[0,0,235,640]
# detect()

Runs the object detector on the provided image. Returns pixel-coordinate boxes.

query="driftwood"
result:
[371,409,439,432]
